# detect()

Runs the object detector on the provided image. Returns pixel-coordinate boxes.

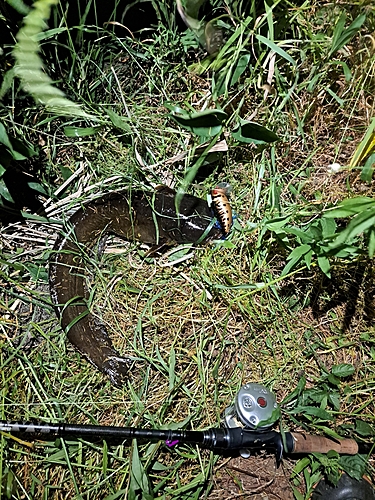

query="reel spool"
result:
[224,382,279,430]
[224,383,279,458]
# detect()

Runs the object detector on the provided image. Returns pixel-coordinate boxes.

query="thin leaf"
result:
[255,34,297,66]
[368,228,375,258]
[350,118,375,168]
[168,346,176,392]
[5,0,31,15]
[360,152,375,183]
[329,13,366,57]
[0,69,15,100]
[130,440,151,496]
[230,53,251,87]
[329,12,347,56]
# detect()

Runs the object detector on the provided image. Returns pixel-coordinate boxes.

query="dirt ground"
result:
[210,455,297,499]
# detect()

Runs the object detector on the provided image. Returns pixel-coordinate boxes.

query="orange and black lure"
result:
[211,186,233,236]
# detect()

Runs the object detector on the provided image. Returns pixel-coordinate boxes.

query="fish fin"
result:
[154,185,176,195]
[102,356,133,387]
[144,243,172,256]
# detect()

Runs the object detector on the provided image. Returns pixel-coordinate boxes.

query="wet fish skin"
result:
[49,187,223,386]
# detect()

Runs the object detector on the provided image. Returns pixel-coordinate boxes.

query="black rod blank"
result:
[1,421,369,460]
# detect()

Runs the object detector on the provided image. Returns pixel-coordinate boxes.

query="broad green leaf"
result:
[10,137,36,159]
[168,108,227,137]
[332,209,375,246]
[287,244,312,260]
[59,165,73,181]
[325,245,360,259]
[320,217,337,238]
[324,197,375,218]
[305,248,313,268]
[255,34,297,66]
[232,120,279,144]
[317,255,331,277]
[27,181,47,195]
[289,406,333,420]
[22,262,48,282]
[355,419,375,437]
[106,108,132,133]
[64,126,101,137]
[281,252,306,276]
[292,457,310,476]
[331,363,355,378]
[281,256,300,276]
[265,216,291,231]
[338,454,367,481]
[0,178,14,202]
[0,122,14,151]
[327,373,340,386]
[284,226,314,243]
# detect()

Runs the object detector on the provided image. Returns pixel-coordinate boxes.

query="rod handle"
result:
[290,433,358,455]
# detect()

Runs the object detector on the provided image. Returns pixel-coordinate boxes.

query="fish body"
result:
[49,187,224,386]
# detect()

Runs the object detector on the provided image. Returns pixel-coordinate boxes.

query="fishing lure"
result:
[211,184,233,235]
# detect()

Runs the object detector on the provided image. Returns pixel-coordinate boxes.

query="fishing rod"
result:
[0,383,371,462]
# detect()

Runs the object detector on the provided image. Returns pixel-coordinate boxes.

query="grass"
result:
[0,0,375,498]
